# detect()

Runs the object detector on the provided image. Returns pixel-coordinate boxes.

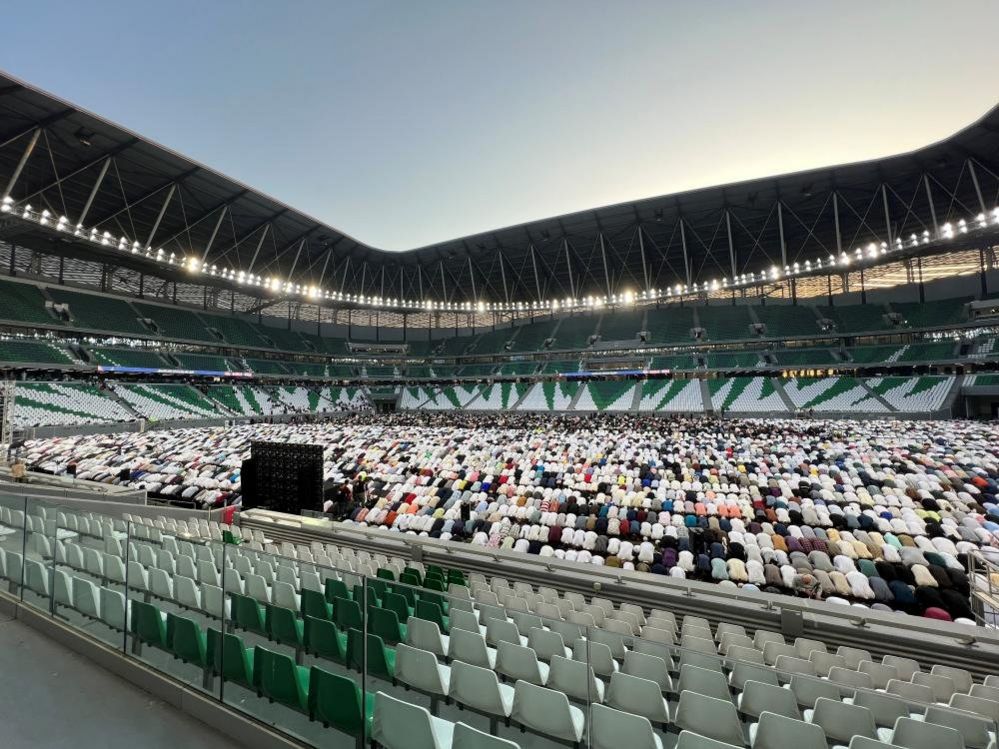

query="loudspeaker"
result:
[241,458,257,509]
[247,442,323,514]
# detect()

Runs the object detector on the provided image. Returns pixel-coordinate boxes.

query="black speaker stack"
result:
[242,441,324,514]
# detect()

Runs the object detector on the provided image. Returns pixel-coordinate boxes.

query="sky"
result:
[3,1,999,251]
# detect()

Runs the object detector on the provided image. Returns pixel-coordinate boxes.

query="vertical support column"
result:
[679,219,692,287]
[417,264,424,300]
[8,244,15,276]
[637,227,650,294]
[599,232,612,299]
[832,192,843,255]
[827,274,833,306]
[58,255,64,285]
[860,266,867,305]
[917,256,925,303]
[923,175,939,237]
[138,273,144,298]
[172,282,177,304]
[203,284,208,310]
[790,278,797,305]
[3,127,41,198]
[968,160,988,214]
[439,261,448,304]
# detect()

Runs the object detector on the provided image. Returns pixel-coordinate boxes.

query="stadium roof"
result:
[1,68,998,307]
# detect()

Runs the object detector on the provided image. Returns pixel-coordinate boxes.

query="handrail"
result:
[241,508,999,678]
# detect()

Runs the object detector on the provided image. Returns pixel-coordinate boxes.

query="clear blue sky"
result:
[3,1,998,250]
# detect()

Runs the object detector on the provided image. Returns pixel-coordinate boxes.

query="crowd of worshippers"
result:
[18,411,999,620]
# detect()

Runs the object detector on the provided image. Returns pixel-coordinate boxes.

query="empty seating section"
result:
[0,339,75,365]
[365,364,396,378]
[638,379,704,412]
[849,346,902,365]
[868,376,955,412]
[819,304,888,333]
[754,305,819,338]
[574,380,636,411]
[170,352,236,371]
[703,351,760,369]
[471,328,516,355]
[696,306,754,341]
[598,310,644,342]
[495,361,538,376]
[438,334,474,356]
[89,346,166,368]
[891,297,970,328]
[511,319,559,351]
[201,313,271,347]
[542,360,581,374]
[465,382,531,410]
[646,306,695,344]
[459,363,496,377]
[111,383,224,420]
[0,278,60,325]
[301,333,349,356]
[554,316,597,349]
[516,381,579,410]
[785,377,889,413]
[13,382,134,426]
[406,339,434,356]
[966,374,999,387]
[709,377,785,413]
[650,355,696,371]
[135,303,218,343]
[894,342,957,362]
[243,358,290,375]
[13,501,999,749]
[405,364,433,378]
[281,360,329,377]
[771,348,838,367]
[254,325,312,352]
[47,288,149,335]
[206,385,280,416]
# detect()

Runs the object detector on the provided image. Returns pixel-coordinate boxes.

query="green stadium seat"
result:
[305,616,347,663]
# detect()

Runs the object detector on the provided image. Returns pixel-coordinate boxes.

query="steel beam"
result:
[679,219,692,286]
[468,256,478,301]
[78,156,112,226]
[968,159,988,214]
[881,184,893,249]
[563,238,575,299]
[599,232,612,297]
[499,251,510,304]
[246,223,271,273]
[832,192,843,254]
[725,210,736,278]
[144,182,176,248]
[3,127,41,198]
[200,205,228,262]
[529,243,543,302]
[777,201,787,267]
[923,174,939,237]
[637,227,650,293]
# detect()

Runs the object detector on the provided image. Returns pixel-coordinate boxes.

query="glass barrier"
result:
[3,493,998,749]
[0,494,26,600]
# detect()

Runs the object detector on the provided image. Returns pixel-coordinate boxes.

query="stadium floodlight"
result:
[0,196,11,212]
[22,203,33,218]
[958,218,968,234]
[941,222,954,239]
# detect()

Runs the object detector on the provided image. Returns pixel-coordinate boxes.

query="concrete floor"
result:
[0,615,241,749]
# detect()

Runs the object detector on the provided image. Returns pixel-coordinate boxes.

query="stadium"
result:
[1,56,999,749]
